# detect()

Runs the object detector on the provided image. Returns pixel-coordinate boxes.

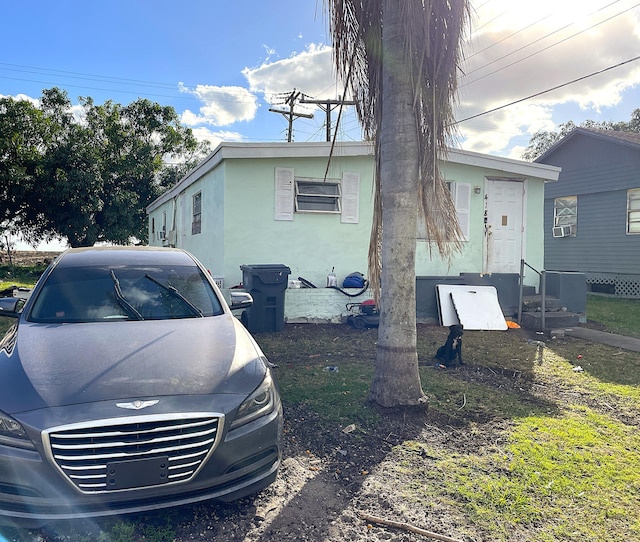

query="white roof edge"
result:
[147,141,375,212]
[147,141,559,212]
[445,147,561,181]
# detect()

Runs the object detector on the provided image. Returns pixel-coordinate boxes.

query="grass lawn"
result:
[586,294,640,338]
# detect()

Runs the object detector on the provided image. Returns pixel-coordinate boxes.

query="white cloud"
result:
[242,43,343,102]
[0,93,39,105]
[178,83,259,127]
[457,0,640,155]
[190,127,244,148]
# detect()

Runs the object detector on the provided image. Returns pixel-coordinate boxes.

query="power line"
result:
[0,62,181,89]
[456,55,640,124]
[462,0,639,87]
[466,11,553,61]
[466,0,625,63]
[0,74,200,102]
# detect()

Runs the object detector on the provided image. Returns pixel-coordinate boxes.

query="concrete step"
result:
[521,295,562,312]
[521,310,580,331]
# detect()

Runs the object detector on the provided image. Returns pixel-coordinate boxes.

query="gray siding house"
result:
[535,128,640,297]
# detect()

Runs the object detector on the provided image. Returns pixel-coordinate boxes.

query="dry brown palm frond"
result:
[326,0,469,301]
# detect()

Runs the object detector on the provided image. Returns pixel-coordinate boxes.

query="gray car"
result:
[0,247,282,525]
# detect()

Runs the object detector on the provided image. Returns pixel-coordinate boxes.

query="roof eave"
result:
[147,141,375,212]
[447,148,561,181]
[147,141,560,213]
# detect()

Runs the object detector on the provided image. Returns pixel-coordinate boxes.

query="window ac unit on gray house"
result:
[157,230,166,241]
[552,225,572,238]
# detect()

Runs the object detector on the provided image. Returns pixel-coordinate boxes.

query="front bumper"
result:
[0,404,282,524]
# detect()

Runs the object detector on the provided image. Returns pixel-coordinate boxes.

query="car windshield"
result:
[28,264,224,323]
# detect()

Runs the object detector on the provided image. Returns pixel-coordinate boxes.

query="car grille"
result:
[43,413,222,493]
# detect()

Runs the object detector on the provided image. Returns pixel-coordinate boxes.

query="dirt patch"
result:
[168,403,461,542]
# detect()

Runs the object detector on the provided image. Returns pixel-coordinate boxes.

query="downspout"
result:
[171,196,178,248]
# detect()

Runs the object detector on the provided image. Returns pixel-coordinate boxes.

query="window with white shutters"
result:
[417,181,470,241]
[273,168,360,222]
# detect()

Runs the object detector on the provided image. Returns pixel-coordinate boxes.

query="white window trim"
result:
[274,168,360,223]
[294,178,341,214]
[553,195,577,236]
[627,188,640,235]
[341,172,360,223]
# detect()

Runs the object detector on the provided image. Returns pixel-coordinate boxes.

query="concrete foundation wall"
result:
[223,272,522,326]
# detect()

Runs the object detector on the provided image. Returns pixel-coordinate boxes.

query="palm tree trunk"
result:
[369,0,425,407]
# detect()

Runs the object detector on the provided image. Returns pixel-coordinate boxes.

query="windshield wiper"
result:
[144,274,203,318]
[110,270,144,320]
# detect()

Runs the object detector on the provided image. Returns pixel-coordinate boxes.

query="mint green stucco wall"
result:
[147,165,225,278]
[148,149,548,290]
[222,155,375,287]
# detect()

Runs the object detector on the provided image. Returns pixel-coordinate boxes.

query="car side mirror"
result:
[0,297,24,318]
[229,291,253,310]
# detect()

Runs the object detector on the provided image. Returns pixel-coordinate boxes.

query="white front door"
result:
[484,179,524,274]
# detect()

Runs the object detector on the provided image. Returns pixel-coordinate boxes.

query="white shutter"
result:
[341,172,360,223]
[454,183,471,241]
[274,167,294,221]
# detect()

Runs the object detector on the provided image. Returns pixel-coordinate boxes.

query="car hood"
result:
[0,315,266,414]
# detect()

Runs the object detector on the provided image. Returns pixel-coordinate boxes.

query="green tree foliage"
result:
[0,96,47,244]
[0,88,209,247]
[522,109,640,161]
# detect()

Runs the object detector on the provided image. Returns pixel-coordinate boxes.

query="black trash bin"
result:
[240,264,291,333]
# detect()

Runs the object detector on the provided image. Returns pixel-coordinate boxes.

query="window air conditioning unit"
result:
[157,230,166,241]
[552,225,572,238]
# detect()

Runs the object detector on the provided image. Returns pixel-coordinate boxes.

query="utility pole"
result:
[299,96,356,142]
[268,90,314,142]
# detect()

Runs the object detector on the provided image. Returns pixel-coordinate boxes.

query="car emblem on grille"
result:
[116,400,159,410]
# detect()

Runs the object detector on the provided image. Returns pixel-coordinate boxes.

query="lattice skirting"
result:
[587,273,640,298]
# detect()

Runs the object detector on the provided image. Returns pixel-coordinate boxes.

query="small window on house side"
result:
[192,192,202,235]
[554,196,577,236]
[417,181,470,241]
[294,179,341,213]
[627,188,640,234]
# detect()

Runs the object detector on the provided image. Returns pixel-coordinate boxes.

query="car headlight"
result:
[0,411,32,447]
[230,370,277,430]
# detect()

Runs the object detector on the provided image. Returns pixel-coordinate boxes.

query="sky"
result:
[3,0,640,248]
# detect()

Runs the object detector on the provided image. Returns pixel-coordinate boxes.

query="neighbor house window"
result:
[627,188,640,234]
[553,196,577,236]
[294,179,341,213]
[192,192,202,235]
